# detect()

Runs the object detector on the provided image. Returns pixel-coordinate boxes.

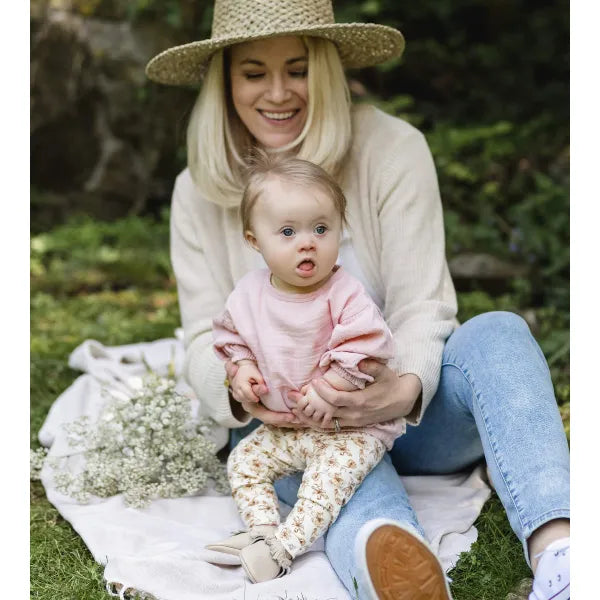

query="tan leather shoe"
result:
[357,520,453,599]
[239,539,289,583]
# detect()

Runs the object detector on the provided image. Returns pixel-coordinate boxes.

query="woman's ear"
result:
[245,230,260,252]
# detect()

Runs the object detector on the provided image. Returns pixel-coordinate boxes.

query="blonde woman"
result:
[146,1,570,599]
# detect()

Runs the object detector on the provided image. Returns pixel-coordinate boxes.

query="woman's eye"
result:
[281,228,294,237]
[315,225,327,235]
[289,70,308,78]
[244,73,264,80]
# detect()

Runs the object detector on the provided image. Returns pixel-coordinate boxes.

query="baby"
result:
[206,152,406,583]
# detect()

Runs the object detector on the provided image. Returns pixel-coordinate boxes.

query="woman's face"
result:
[229,36,309,149]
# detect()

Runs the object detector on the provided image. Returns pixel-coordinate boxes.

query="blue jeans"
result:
[229,312,570,594]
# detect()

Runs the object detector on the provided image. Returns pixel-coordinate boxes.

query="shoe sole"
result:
[366,524,452,600]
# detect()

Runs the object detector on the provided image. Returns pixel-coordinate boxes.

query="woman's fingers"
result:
[310,377,353,407]
[241,401,301,427]
[357,358,385,379]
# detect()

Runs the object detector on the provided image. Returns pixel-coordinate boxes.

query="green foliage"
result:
[31,212,172,295]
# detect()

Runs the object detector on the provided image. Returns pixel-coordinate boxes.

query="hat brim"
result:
[146,23,405,86]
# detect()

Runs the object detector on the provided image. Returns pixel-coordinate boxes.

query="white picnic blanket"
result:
[38,334,491,600]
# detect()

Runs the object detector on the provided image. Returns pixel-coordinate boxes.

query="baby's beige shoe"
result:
[239,539,290,583]
[205,525,276,558]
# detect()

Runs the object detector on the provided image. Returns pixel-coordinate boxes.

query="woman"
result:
[146,1,570,599]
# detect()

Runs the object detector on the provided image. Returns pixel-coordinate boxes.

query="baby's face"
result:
[246,177,342,293]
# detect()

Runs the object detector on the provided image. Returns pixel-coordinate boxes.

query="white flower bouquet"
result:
[34,373,229,508]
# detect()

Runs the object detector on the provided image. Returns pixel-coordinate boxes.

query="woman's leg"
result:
[390,311,570,566]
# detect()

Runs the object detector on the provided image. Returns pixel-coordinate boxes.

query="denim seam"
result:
[441,360,528,536]
[522,508,571,539]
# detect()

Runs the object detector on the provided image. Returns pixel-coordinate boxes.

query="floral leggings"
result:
[227,424,386,559]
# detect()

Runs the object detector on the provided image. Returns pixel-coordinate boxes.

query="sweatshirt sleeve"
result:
[170,175,252,428]
[212,309,257,364]
[377,131,458,424]
[319,288,395,389]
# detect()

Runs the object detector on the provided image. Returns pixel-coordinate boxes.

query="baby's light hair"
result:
[240,150,347,235]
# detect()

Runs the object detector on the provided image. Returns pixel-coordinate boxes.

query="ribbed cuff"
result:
[388,340,441,426]
[329,362,367,389]
[185,337,252,429]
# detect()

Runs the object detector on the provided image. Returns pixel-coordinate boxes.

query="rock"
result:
[449,253,527,280]
[30,5,197,228]
[449,252,528,294]
[505,577,533,599]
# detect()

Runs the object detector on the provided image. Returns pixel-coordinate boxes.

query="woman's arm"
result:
[171,174,252,428]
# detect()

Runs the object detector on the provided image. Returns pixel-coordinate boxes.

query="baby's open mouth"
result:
[297,259,315,272]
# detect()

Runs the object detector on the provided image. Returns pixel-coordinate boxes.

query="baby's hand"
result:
[298,369,359,427]
[231,360,266,404]
[299,385,337,427]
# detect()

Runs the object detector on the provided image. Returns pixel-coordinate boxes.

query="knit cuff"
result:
[388,342,441,426]
[185,337,253,429]
[329,362,367,389]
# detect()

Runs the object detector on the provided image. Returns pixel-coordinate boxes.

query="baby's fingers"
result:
[312,410,325,423]
[302,403,316,417]
[251,382,268,397]
[321,413,333,428]
[240,382,260,403]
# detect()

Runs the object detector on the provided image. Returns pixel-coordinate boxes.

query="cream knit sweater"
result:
[170,104,458,429]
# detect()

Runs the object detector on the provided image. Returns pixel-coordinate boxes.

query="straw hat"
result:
[146,0,405,86]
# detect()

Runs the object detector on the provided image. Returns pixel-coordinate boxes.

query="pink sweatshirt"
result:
[212,266,405,449]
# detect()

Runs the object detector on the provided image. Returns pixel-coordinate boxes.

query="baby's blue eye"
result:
[281,227,294,237]
[315,225,327,235]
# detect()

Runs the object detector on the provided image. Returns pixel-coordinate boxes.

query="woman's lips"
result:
[258,109,301,126]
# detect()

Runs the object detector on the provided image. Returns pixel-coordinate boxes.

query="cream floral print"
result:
[227,424,386,558]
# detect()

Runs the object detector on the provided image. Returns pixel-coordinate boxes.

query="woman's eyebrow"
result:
[239,56,308,66]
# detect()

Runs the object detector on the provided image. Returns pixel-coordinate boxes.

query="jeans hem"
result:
[521,508,571,567]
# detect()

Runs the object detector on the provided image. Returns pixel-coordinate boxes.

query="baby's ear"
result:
[244,230,260,252]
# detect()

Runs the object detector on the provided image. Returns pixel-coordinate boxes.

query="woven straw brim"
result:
[146,23,405,86]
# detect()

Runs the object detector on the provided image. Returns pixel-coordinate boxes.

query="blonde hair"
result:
[186,37,352,208]
[240,150,347,234]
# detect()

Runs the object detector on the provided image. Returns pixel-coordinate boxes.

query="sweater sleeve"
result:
[212,309,257,364]
[319,288,395,389]
[377,131,458,424]
[170,175,252,428]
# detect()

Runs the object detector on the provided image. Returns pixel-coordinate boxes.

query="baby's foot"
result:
[529,537,570,600]
[239,539,290,583]
[205,525,276,558]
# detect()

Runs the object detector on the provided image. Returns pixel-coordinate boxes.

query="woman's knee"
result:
[447,311,530,355]
[463,310,529,339]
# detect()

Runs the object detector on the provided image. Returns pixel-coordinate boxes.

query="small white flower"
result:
[127,376,144,390]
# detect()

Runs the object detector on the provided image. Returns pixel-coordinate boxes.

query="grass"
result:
[30,215,569,600]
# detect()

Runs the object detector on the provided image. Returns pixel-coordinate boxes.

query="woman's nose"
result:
[265,75,291,103]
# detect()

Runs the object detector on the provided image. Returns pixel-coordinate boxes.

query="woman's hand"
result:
[239,400,305,428]
[288,359,422,429]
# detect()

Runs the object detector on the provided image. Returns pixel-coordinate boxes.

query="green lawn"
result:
[30,216,569,600]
